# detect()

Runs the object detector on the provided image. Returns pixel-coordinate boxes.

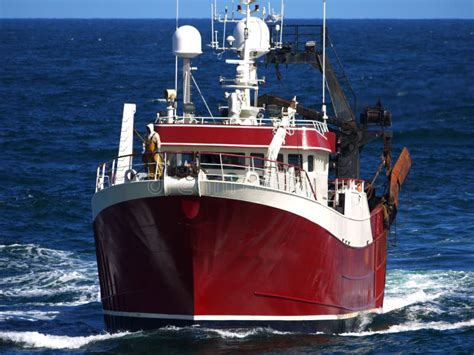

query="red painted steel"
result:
[93,195,387,318]
[155,124,337,153]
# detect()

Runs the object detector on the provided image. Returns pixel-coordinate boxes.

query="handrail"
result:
[155,116,329,135]
[95,151,317,200]
[331,178,367,184]
[97,151,300,171]
[303,170,317,200]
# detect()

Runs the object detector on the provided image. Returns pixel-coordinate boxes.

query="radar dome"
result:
[173,25,202,58]
[233,17,270,58]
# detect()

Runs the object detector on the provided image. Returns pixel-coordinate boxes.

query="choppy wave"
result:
[383,269,473,314]
[0,310,60,322]
[0,243,99,322]
[0,331,130,350]
[153,325,291,340]
[394,127,473,141]
[341,319,474,337]
[0,265,472,348]
[202,269,474,339]
[208,327,290,339]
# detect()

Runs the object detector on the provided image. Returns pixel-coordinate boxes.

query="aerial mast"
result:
[175,0,179,97]
[321,0,328,122]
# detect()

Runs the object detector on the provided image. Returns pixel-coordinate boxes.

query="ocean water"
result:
[1,19,473,353]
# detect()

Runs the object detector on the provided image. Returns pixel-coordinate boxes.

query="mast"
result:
[183,58,192,105]
[321,0,328,121]
[175,0,179,98]
[210,0,283,123]
[242,0,252,107]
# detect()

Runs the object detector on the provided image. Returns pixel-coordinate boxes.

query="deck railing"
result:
[155,116,329,136]
[95,151,316,200]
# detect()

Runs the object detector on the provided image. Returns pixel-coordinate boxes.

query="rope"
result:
[134,128,146,143]
[191,74,214,120]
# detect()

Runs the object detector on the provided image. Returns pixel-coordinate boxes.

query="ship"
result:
[92,0,412,333]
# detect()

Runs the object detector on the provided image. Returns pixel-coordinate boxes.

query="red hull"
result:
[93,196,387,331]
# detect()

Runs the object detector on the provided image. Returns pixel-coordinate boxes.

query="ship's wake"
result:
[346,269,474,336]
[1,243,473,348]
[0,243,99,319]
[0,331,132,350]
[340,319,474,337]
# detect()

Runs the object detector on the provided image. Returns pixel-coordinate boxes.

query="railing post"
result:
[164,152,167,177]
[111,159,116,186]
[219,154,225,181]
[101,163,106,190]
[95,166,100,192]
[276,166,280,190]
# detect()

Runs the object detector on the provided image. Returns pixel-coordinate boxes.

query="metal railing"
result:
[328,178,367,209]
[95,151,317,200]
[155,116,329,137]
[269,24,324,53]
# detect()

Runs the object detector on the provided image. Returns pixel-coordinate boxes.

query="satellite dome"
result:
[173,25,202,58]
[233,17,270,58]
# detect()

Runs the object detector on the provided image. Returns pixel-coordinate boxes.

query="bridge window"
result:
[288,154,303,168]
[181,153,194,165]
[250,153,265,169]
[308,155,314,172]
[277,154,284,171]
[222,153,245,169]
[201,152,245,170]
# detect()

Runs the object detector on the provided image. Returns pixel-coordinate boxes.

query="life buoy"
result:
[245,171,260,185]
[124,169,138,183]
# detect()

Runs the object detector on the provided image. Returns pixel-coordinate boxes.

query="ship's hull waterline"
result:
[93,191,388,333]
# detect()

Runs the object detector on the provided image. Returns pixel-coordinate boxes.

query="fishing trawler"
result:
[92,0,411,333]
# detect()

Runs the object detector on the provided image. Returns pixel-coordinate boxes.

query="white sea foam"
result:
[208,327,287,339]
[0,331,130,349]
[159,326,290,339]
[383,289,438,314]
[0,243,99,318]
[341,319,474,337]
[333,269,474,337]
[0,310,60,322]
[382,269,473,314]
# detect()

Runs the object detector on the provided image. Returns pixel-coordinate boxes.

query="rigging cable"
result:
[191,74,215,120]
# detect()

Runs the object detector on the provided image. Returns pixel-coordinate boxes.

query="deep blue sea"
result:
[1,19,473,353]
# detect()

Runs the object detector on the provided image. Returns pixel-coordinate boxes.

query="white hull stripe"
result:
[103,309,381,322]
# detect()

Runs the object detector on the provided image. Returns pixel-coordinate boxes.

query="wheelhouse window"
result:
[308,155,314,172]
[181,153,194,165]
[201,152,245,170]
[277,153,284,170]
[288,154,303,168]
[250,153,264,169]
[222,153,245,170]
[200,153,219,168]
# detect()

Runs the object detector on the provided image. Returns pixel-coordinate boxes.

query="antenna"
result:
[222,5,228,48]
[211,3,214,46]
[280,0,284,46]
[321,0,328,121]
[175,0,179,97]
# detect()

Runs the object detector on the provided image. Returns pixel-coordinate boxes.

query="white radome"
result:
[173,25,202,58]
[233,17,270,58]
